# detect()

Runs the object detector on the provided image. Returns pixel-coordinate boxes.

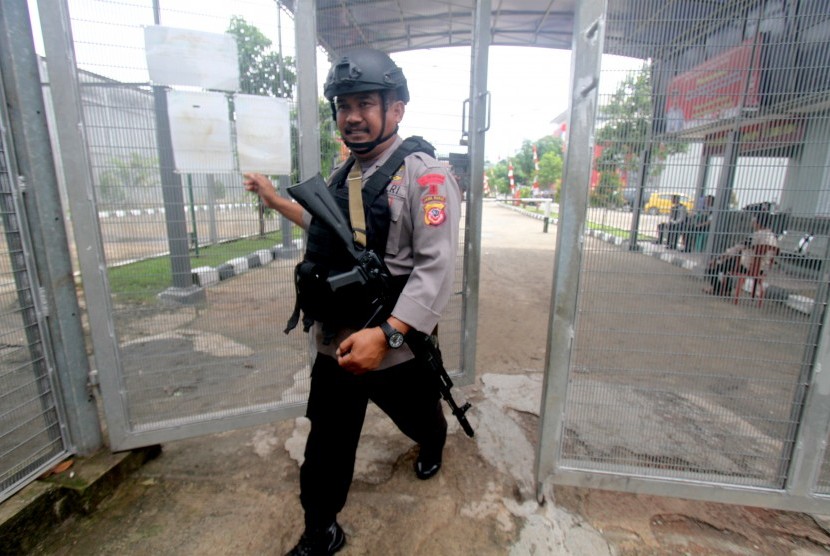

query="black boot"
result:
[414,448,442,480]
[414,433,445,480]
[286,522,345,556]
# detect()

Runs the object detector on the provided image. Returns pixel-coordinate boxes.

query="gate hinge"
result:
[88,368,99,387]
[17,175,27,193]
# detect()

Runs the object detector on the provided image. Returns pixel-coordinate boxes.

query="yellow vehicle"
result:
[643,192,694,215]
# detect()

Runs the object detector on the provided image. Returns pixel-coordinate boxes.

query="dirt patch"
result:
[27,203,830,555]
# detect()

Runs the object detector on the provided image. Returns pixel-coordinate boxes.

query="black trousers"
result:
[300,354,446,528]
[657,221,684,248]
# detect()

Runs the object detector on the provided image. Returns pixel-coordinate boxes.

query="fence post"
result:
[534,0,607,502]
[5,0,103,454]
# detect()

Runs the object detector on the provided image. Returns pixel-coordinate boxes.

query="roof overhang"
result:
[286,0,757,61]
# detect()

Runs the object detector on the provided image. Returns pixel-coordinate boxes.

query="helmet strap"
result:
[343,125,399,154]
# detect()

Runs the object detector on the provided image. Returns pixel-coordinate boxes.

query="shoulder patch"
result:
[423,195,447,226]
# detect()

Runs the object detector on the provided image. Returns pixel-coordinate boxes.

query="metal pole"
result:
[207,174,218,244]
[4,0,103,453]
[294,0,320,181]
[187,174,199,256]
[152,0,202,301]
[277,1,285,99]
[543,199,552,233]
[460,0,490,387]
[534,0,607,502]
[275,2,295,255]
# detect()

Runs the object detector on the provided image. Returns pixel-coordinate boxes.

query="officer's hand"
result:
[336,328,387,375]
[243,173,279,207]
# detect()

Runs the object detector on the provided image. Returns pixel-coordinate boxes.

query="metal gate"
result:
[36,0,476,451]
[538,0,830,512]
[0,71,69,503]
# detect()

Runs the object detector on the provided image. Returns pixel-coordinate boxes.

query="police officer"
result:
[243,48,461,556]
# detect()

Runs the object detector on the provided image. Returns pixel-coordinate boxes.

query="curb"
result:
[0,446,161,554]
[98,203,250,220]
[499,203,814,315]
[191,239,303,288]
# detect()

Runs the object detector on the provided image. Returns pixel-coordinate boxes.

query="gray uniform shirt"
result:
[299,136,462,369]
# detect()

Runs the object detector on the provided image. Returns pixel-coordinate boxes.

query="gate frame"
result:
[0,0,101,502]
[40,0,486,451]
[1,0,100,455]
[534,0,830,514]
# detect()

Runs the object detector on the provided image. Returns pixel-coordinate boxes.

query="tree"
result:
[485,160,510,196]
[317,99,342,178]
[227,16,341,236]
[487,136,565,197]
[227,16,295,97]
[595,64,687,182]
[591,171,624,208]
[98,153,159,205]
[538,150,563,191]
[511,136,564,181]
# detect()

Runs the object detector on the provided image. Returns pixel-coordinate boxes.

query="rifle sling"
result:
[347,163,367,247]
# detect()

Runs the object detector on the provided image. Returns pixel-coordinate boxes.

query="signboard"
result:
[235,95,292,175]
[665,40,762,132]
[145,26,239,91]
[167,91,234,173]
[703,118,805,157]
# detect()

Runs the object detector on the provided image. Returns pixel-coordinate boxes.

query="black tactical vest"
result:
[286,137,435,340]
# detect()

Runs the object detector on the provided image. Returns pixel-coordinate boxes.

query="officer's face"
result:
[335,91,404,158]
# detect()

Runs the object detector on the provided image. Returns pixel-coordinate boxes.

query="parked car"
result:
[622,186,657,210]
[643,192,694,215]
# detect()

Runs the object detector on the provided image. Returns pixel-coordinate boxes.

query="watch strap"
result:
[380,321,403,348]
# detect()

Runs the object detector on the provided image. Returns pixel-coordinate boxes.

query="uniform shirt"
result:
[299,136,462,370]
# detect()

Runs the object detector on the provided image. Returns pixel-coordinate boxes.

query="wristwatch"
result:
[380,321,405,349]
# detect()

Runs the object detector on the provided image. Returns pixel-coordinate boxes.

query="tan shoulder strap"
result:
[347,162,367,248]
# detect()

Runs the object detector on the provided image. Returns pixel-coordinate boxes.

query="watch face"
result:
[389,332,405,349]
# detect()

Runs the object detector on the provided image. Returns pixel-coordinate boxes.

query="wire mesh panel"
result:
[554,0,830,495]
[58,0,314,438]
[48,0,470,445]
[0,100,67,503]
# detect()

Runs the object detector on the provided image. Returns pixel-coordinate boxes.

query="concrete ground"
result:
[9,202,830,555]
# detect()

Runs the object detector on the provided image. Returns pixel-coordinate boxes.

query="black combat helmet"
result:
[324,48,409,154]
[323,48,409,104]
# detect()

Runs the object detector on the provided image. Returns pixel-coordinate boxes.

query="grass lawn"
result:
[108,232,289,304]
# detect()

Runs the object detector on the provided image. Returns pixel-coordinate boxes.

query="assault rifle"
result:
[287,173,394,327]
[287,173,475,437]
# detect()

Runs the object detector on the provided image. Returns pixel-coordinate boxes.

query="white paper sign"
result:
[167,91,234,173]
[235,95,292,175]
[145,26,239,91]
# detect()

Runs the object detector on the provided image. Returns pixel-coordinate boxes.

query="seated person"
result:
[705,211,778,296]
[656,195,688,249]
[683,194,714,252]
